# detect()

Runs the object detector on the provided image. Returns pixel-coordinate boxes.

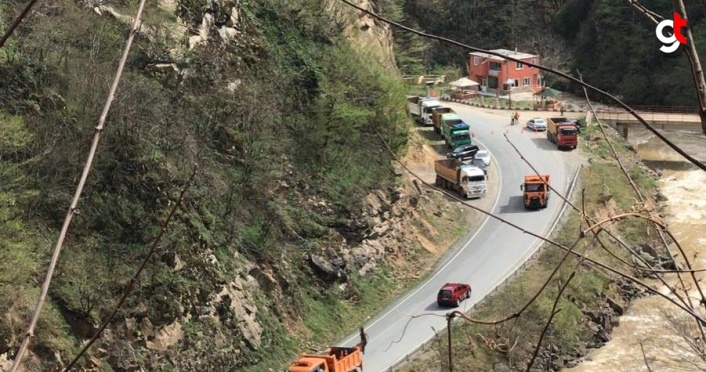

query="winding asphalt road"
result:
[339,103,581,371]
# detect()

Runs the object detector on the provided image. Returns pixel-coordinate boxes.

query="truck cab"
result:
[407,96,441,126]
[420,99,442,125]
[520,175,550,209]
[547,117,578,149]
[287,328,367,372]
[446,122,472,149]
[288,358,330,372]
[459,165,487,198]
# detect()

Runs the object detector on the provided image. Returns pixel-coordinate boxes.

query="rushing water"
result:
[565,128,706,371]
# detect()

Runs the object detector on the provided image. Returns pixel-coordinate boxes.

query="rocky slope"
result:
[0,0,470,371]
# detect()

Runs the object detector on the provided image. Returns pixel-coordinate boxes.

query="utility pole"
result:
[446,312,455,372]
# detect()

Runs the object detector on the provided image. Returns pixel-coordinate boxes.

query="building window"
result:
[513,79,519,87]
[523,77,531,86]
[489,62,502,71]
[488,76,499,89]
[536,75,543,87]
[516,62,523,69]
[531,59,536,65]
[473,56,480,65]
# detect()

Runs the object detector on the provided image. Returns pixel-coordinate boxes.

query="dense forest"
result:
[388,0,706,106]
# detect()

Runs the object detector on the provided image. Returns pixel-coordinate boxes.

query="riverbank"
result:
[565,129,706,371]
[398,121,667,371]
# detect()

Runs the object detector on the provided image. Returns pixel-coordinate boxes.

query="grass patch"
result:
[399,123,659,371]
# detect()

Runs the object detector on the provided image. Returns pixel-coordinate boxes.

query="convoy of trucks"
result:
[288,328,367,372]
[434,159,488,199]
[546,117,579,150]
[405,96,581,210]
[520,175,551,209]
[407,96,442,126]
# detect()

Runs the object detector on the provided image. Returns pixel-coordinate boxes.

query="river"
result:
[564,128,706,371]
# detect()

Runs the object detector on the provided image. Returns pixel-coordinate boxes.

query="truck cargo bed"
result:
[435,159,462,184]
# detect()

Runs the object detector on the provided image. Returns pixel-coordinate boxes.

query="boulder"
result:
[309,254,344,280]
[638,244,659,259]
[212,281,263,349]
[146,321,183,351]
[606,296,624,316]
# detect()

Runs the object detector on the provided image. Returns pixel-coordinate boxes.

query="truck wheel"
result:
[435,176,442,187]
[455,298,460,307]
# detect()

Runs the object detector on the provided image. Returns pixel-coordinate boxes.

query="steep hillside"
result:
[0,0,463,370]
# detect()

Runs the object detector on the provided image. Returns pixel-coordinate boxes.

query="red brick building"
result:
[468,49,543,95]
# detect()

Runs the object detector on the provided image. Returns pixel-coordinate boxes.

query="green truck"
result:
[431,108,472,149]
[442,118,472,149]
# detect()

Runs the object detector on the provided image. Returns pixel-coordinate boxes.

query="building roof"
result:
[469,49,538,61]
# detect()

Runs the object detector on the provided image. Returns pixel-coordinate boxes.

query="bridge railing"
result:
[594,109,702,123]
[595,105,699,114]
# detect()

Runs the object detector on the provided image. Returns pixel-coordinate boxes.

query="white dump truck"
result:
[407,96,442,126]
[434,159,487,199]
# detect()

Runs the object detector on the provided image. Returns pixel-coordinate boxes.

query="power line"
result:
[0,0,40,48]
[61,165,198,371]
[373,129,706,323]
[526,271,577,371]
[8,0,150,370]
[336,0,706,172]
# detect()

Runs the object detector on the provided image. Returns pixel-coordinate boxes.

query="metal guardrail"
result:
[384,164,584,372]
[598,105,699,114]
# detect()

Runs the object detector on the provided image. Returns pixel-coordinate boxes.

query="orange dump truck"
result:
[520,174,550,209]
[288,328,367,372]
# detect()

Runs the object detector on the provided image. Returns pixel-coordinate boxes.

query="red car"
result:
[437,282,472,307]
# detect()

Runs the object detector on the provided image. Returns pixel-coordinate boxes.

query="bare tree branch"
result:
[9,0,150,369]
[579,70,706,332]
[61,165,198,371]
[672,0,706,136]
[0,0,40,48]
[526,272,576,371]
[627,0,664,23]
[640,339,654,372]
[627,0,706,135]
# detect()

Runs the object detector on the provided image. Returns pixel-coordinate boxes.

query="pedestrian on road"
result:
[510,112,516,125]
[514,111,520,125]
[560,105,564,115]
